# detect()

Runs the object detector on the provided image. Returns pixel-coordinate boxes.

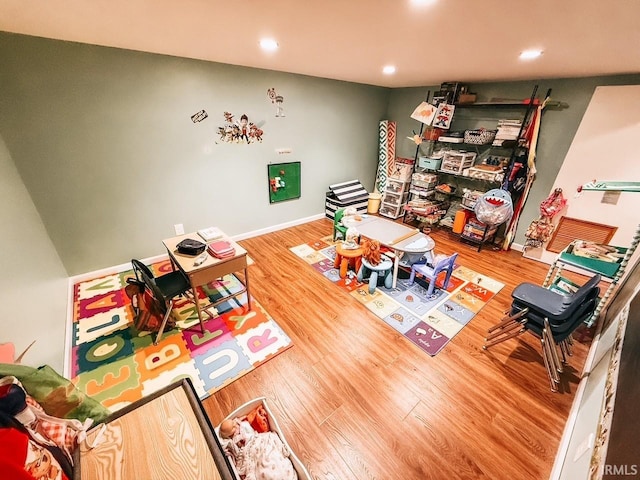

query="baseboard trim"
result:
[64,213,327,375]
[510,242,524,252]
[232,213,326,241]
[68,213,327,284]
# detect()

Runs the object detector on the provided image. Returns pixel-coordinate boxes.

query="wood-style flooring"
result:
[202,218,594,480]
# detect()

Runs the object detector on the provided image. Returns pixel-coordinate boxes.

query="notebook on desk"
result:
[198,226,224,242]
[208,240,235,259]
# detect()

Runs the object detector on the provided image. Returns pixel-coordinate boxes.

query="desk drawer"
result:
[189,254,248,287]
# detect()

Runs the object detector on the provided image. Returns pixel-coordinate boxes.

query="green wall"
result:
[0,32,390,276]
[387,75,640,246]
[1,29,638,371]
[0,135,68,372]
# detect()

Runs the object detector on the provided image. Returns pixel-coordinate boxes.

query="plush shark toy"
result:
[474,188,514,226]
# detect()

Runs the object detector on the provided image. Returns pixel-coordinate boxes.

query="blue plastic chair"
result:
[408,252,458,297]
[357,255,394,294]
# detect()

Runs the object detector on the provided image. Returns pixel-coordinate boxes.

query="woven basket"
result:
[464,129,497,145]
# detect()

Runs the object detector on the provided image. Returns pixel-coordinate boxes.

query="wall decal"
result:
[267,88,285,117]
[216,111,265,144]
[191,109,208,123]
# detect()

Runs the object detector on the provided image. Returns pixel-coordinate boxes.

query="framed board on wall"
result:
[268,161,301,204]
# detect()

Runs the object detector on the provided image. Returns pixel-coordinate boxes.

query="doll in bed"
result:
[220,418,297,480]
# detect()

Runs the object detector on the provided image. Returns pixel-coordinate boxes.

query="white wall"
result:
[525,85,640,264]
[0,135,69,372]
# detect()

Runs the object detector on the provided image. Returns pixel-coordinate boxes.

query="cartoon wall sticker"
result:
[249,122,264,142]
[267,88,285,117]
[190,109,208,123]
[216,111,265,144]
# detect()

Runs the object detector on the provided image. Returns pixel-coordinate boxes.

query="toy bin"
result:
[215,397,312,480]
[418,156,443,171]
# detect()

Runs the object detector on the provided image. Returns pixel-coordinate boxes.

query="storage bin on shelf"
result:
[418,156,443,171]
[385,177,410,194]
[409,186,436,198]
[464,128,497,145]
[466,165,504,182]
[411,172,438,190]
[406,198,441,215]
[493,119,522,146]
[380,201,405,219]
[389,157,415,182]
[405,199,447,227]
[461,189,485,209]
[461,216,497,242]
[382,190,409,206]
[440,151,477,175]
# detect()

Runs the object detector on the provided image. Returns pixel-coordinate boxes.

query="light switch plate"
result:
[174,223,185,235]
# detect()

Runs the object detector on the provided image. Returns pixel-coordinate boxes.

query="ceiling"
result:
[1,0,639,88]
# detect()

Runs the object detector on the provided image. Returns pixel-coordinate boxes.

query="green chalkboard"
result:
[268,161,301,203]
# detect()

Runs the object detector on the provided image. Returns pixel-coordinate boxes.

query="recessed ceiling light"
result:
[260,38,279,52]
[383,65,396,75]
[410,0,437,7]
[520,49,543,60]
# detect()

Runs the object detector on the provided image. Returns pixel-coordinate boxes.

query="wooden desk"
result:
[163,232,251,324]
[354,216,435,288]
[75,379,235,480]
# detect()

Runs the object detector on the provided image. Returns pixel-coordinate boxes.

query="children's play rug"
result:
[70,259,292,412]
[291,236,504,356]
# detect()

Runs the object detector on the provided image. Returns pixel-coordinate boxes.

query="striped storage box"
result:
[325,180,369,219]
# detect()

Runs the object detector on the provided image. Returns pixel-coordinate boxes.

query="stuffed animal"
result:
[341,206,362,227]
[344,226,360,248]
[474,188,513,226]
[362,238,382,266]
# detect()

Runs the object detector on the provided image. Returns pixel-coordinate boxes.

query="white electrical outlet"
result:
[174,223,184,235]
[573,433,594,462]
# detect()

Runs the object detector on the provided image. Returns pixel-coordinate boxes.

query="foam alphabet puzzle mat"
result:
[70,259,292,412]
[291,236,503,356]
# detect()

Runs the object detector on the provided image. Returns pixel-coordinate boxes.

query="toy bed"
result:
[215,396,312,480]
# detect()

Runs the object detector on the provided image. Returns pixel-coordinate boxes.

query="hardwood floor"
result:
[202,218,593,480]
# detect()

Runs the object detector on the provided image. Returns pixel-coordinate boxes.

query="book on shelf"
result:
[198,226,224,242]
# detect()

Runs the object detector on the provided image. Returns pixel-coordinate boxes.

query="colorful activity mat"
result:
[70,259,292,412]
[291,236,504,356]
